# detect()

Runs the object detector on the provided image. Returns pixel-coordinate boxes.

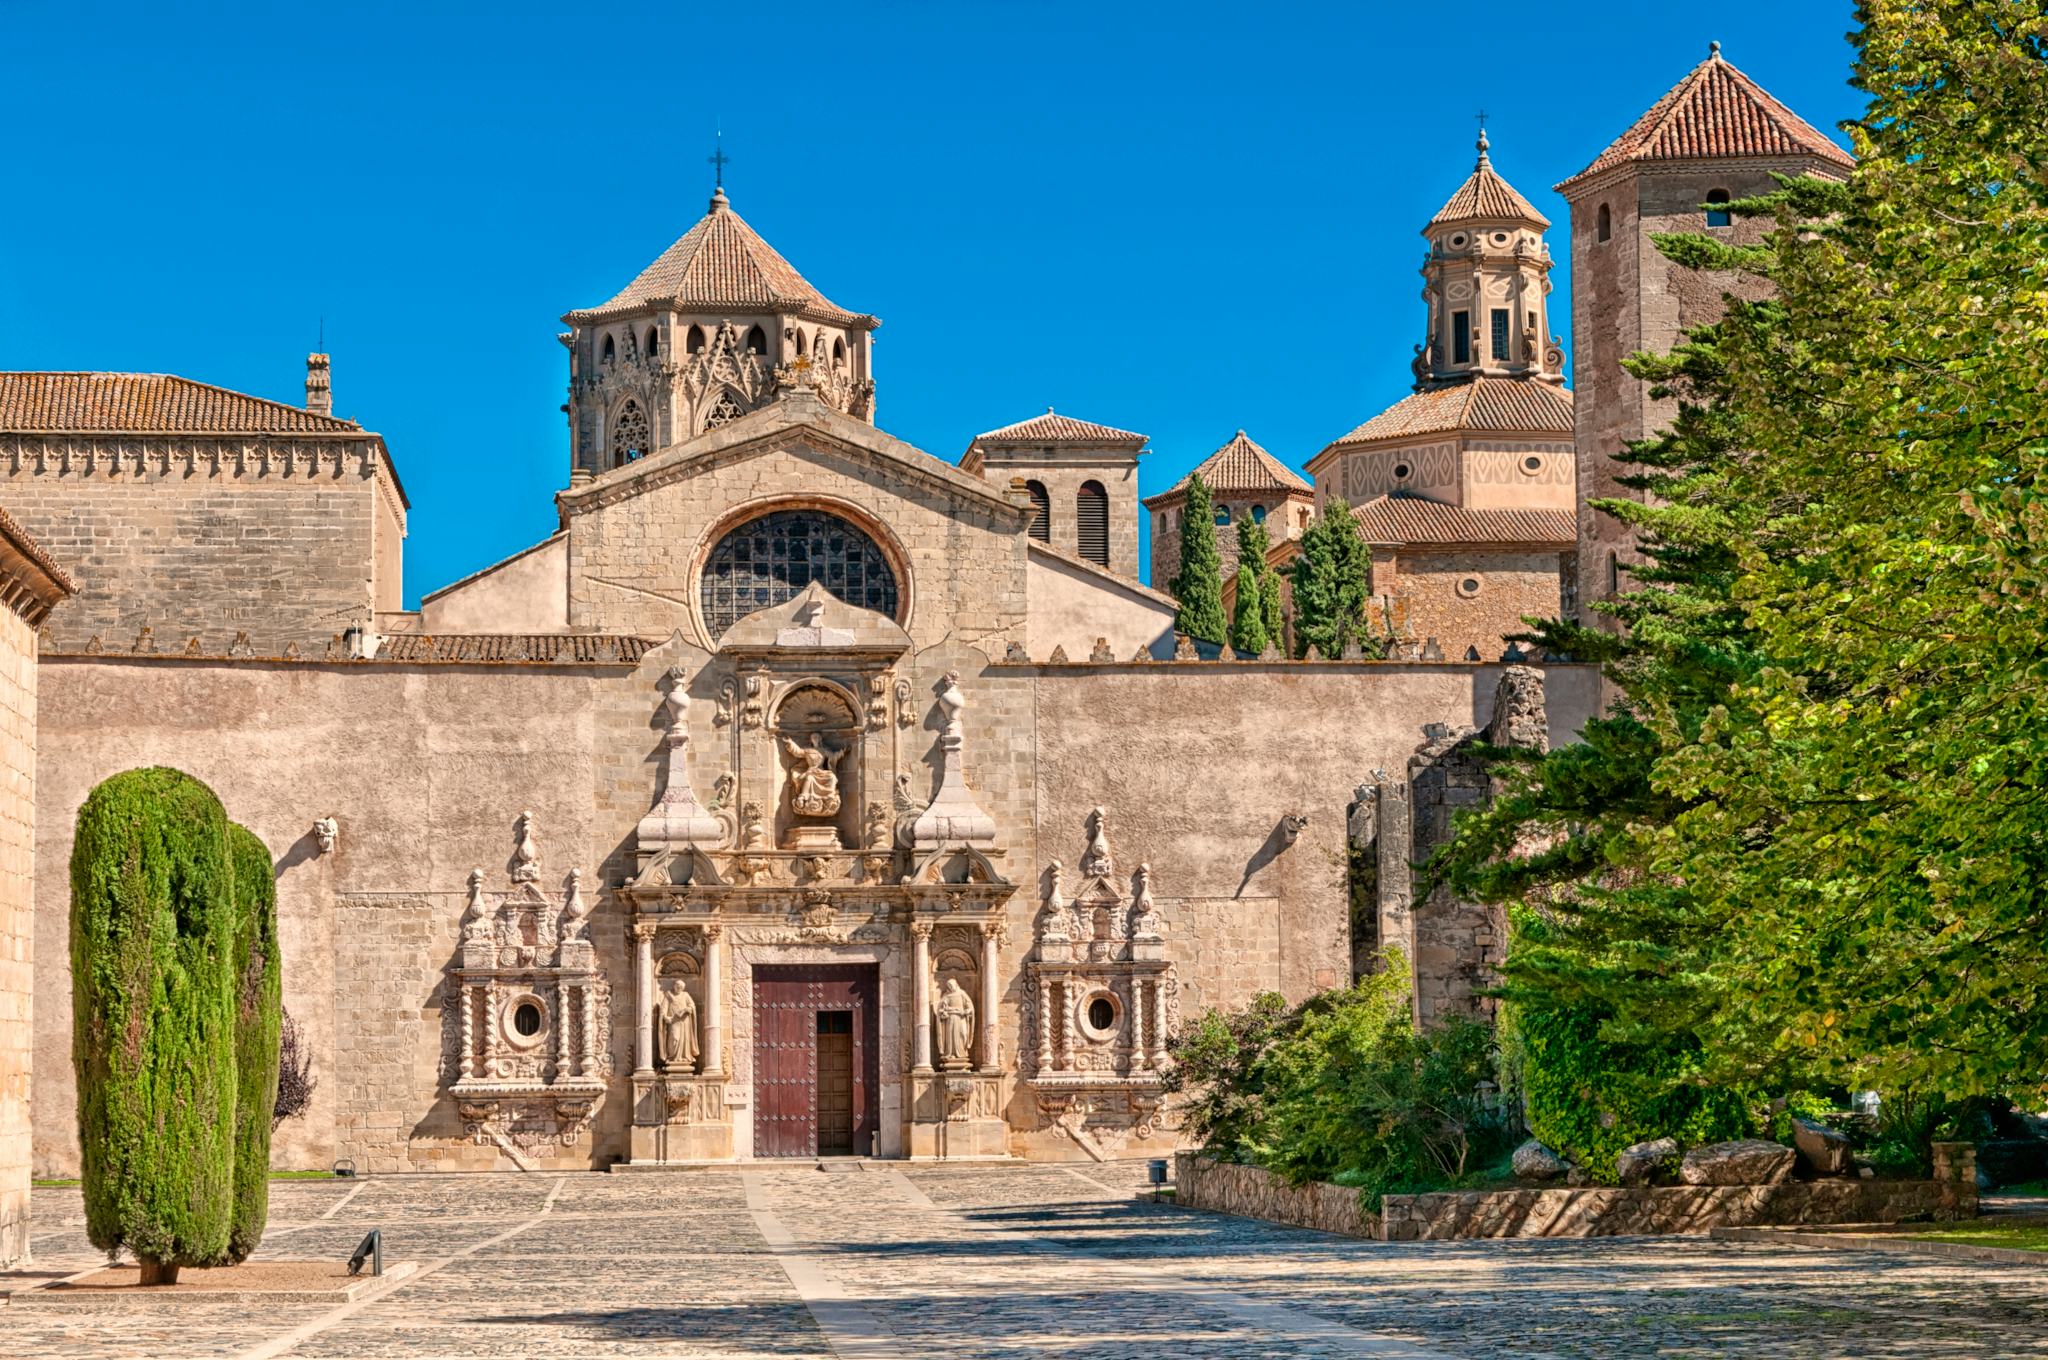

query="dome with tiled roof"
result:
[1327,377,1574,447]
[1558,44,1853,191]
[565,189,877,330]
[1429,132,1548,230]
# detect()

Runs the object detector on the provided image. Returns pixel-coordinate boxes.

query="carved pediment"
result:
[716,579,910,660]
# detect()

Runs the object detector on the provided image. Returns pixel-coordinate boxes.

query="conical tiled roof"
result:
[1144,431,1311,507]
[971,409,1147,447]
[1558,45,1853,191]
[1326,377,1574,447]
[1429,133,1548,229]
[567,189,878,328]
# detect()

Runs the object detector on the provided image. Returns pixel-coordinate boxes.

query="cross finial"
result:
[1475,110,1491,164]
[708,128,731,190]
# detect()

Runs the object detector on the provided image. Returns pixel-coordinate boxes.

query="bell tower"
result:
[1414,130,1564,390]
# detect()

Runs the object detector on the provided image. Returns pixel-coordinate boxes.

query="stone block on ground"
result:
[1790,1116,1852,1176]
[1511,1139,1567,1182]
[1680,1139,1795,1187]
[1616,1137,1680,1186]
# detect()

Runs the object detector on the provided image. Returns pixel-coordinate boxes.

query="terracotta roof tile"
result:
[1145,430,1311,506]
[1560,49,1853,191]
[0,373,363,434]
[1329,378,1574,446]
[1351,495,1575,546]
[569,190,877,329]
[971,409,1147,447]
[1430,140,1549,228]
[375,634,654,665]
[0,503,75,595]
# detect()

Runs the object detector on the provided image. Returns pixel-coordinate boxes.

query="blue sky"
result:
[0,1,1862,600]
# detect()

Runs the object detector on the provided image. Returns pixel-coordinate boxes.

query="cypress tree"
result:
[1289,498,1375,658]
[1170,473,1228,644]
[1259,537,1284,652]
[71,767,238,1284]
[1228,517,1271,656]
[226,822,281,1263]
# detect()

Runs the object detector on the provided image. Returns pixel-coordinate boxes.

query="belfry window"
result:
[1705,189,1732,228]
[1251,504,1267,524]
[610,400,650,464]
[700,507,899,637]
[1597,204,1612,241]
[1025,480,1051,543]
[1214,504,1232,527]
[687,325,707,354]
[1491,309,1510,361]
[601,334,617,368]
[832,337,846,365]
[745,325,768,355]
[1451,311,1471,365]
[1077,481,1110,565]
[646,327,659,357]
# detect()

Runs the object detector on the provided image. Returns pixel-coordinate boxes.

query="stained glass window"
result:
[700,508,899,637]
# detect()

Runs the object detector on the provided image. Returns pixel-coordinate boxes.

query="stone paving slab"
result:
[4,1161,2047,1358]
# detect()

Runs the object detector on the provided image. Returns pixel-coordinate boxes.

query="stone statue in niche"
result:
[935,977,976,1070]
[781,733,846,817]
[658,981,700,1073]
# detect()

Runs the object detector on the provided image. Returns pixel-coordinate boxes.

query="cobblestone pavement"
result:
[5,1162,2047,1358]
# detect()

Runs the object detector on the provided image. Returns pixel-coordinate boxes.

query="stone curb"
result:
[6,1260,419,1306]
[1712,1227,2047,1266]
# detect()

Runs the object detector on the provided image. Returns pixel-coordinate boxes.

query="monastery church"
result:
[0,46,1852,1247]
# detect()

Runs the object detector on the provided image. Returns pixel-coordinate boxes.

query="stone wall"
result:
[0,604,38,1264]
[1176,1155,1977,1242]
[1,437,401,654]
[1174,1153,1378,1239]
[1380,549,1568,664]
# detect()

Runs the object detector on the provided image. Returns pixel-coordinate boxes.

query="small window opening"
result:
[1597,204,1612,242]
[1076,481,1110,565]
[832,337,846,365]
[1491,308,1510,361]
[1452,311,1471,364]
[1705,189,1732,228]
[601,334,616,367]
[1087,997,1116,1031]
[512,1002,543,1037]
[646,327,659,357]
[745,325,767,355]
[1251,504,1267,524]
[687,325,707,354]
[1214,505,1232,527]
[1025,480,1051,543]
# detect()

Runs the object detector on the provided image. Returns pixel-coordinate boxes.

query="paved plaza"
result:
[4,1161,2046,1358]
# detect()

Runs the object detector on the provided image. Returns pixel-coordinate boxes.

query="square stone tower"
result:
[1558,44,1853,627]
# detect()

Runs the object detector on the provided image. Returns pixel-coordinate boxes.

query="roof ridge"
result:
[0,371,366,434]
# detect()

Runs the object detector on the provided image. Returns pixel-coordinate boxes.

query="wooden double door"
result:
[752,964,879,1158]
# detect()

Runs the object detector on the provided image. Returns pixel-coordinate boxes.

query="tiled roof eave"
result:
[563,297,879,330]
[1555,148,1853,197]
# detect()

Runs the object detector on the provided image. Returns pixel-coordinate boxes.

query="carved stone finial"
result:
[1089,637,1115,663]
[1173,633,1198,661]
[1047,644,1069,664]
[559,867,591,941]
[1004,641,1029,662]
[1038,858,1071,945]
[1129,862,1163,940]
[460,869,491,943]
[910,672,998,850]
[133,624,156,654]
[512,811,541,883]
[1130,643,1151,663]
[312,817,338,856]
[1080,807,1114,879]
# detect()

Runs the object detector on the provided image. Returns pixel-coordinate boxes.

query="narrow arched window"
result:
[646,327,660,357]
[601,334,617,367]
[832,337,846,365]
[1252,504,1267,524]
[1025,481,1051,542]
[793,329,807,356]
[745,325,767,355]
[1214,504,1232,527]
[1597,204,1612,242]
[1076,481,1109,565]
[610,399,650,464]
[687,325,707,354]
[1705,189,1732,228]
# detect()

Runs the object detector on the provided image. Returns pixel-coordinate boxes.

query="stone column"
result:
[633,922,655,1077]
[701,924,725,1077]
[978,922,1001,1071]
[912,922,933,1072]
[1130,980,1146,1071]
[1035,974,1052,1075]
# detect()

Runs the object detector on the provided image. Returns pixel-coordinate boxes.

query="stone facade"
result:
[0,509,71,1267]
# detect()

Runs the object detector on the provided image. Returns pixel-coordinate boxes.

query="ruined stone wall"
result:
[0,604,38,1264]
[0,441,397,653]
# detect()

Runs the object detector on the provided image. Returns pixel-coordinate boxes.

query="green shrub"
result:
[1517,998,1748,1182]
[71,768,239,1282]
[225,823,282,1263]
[1162,991,1290,1161]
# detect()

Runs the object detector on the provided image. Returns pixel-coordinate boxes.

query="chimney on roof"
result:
[305,353,332,417]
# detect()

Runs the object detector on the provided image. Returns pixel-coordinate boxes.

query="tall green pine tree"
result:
[1170,473,1228,644]
[1289,498,1374,657]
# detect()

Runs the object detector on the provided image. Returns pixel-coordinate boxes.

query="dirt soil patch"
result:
[21,1259,408,1304]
